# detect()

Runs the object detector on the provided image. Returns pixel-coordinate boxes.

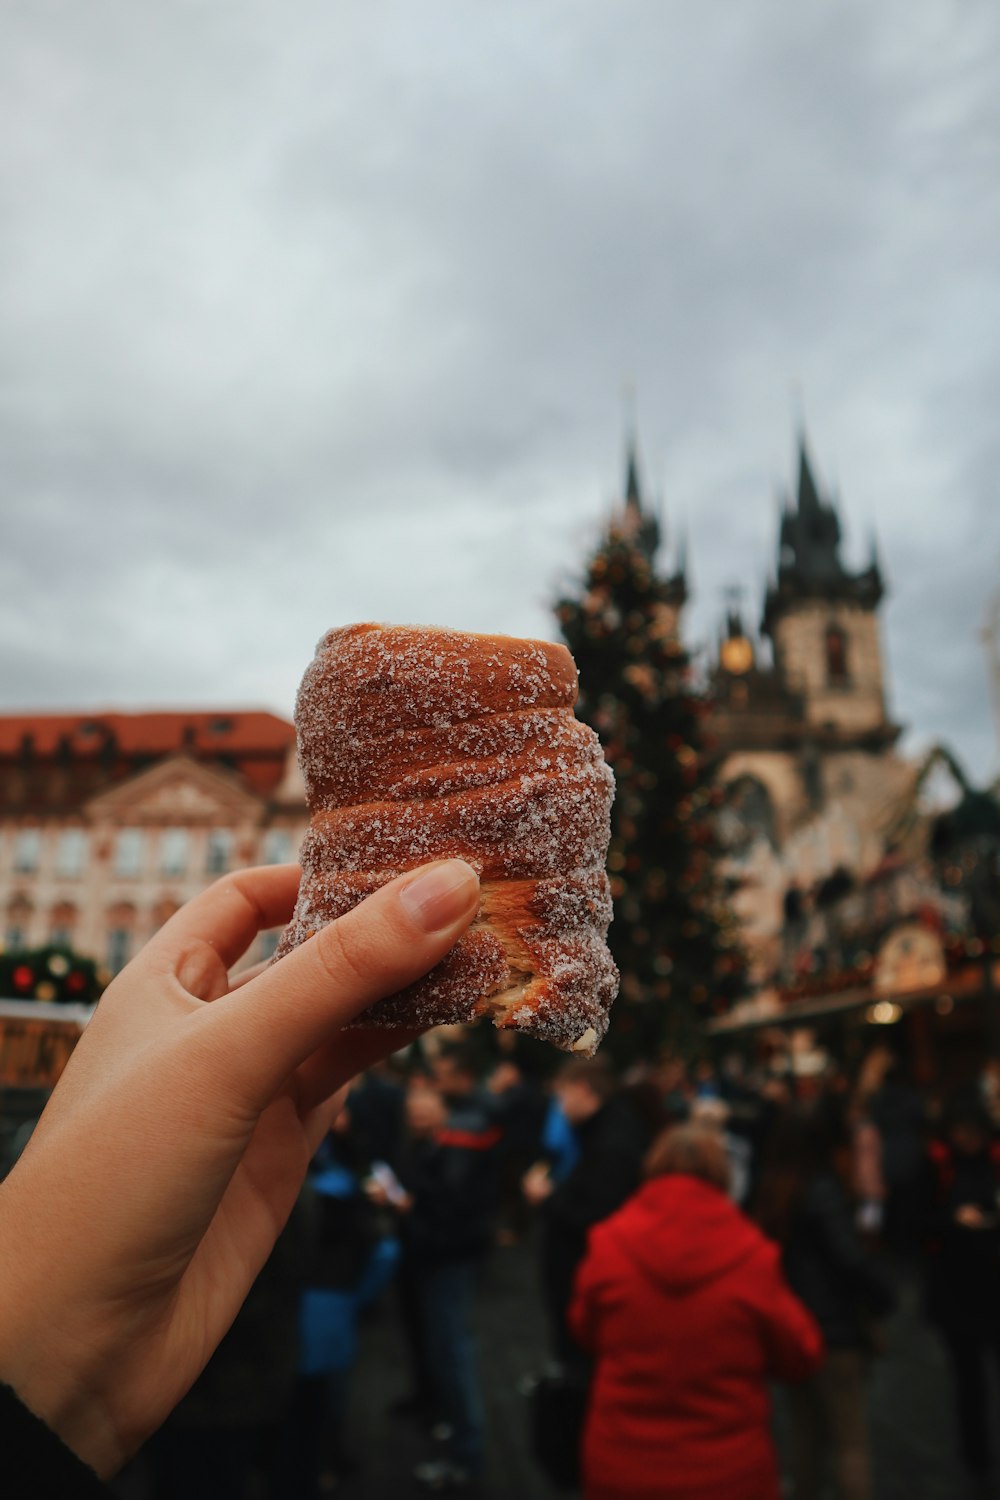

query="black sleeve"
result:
[810,1182,896,1318]
[548,1141,640,1235]
[0,1382,112,1499]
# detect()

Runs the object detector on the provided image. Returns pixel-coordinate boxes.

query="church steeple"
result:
[618,435,660,561]
[776,434,846,586]
[761,426,895,746]
[625,442,642,513]
[610,426,687,615]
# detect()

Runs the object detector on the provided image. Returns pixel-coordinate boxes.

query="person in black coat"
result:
[922,1091,1000,1482]
[523,1057,645,1365]
[374,1043,503,1492]
[756,1101,894,1500]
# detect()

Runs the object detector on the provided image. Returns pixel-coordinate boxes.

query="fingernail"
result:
[399,860,479,933]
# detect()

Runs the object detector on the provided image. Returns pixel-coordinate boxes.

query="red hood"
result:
[604,1174,766,1294]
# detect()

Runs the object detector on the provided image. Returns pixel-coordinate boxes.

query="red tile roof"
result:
[0,710,297,809]
[0,711,294,757]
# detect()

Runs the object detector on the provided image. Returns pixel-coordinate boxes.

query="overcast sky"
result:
[1,1,998,782]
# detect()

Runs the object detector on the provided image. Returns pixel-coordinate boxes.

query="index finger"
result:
[147,864,302,970]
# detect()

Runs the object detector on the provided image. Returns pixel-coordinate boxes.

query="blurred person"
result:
[859,1046,927,1254]
[922,1090,1000,1486]
[523,1057,644,1365]
[569,1123,823,1500]
[0,858,481,1499]
[847,1085,886,1239]
[690,1095,753,1206]
[649,1051,692,1123]
[756,1103,894,1500]
[374,1046,502,1493]
[486,1047,548,1244]
[146,1192,310,1500]
[346,1060,407,1172]
[279,1109,401,1498]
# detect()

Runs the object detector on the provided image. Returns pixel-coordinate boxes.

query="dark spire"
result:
[625,442,642,513]
[617,433,661,561]
[796,436,823,517]
[776,432,843,583]
[763,427,885,636]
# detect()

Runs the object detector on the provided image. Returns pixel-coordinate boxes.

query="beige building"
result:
[0,712,308,979]
[704,438,917,983]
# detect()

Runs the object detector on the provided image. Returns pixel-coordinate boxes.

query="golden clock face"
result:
[721,636,753,675]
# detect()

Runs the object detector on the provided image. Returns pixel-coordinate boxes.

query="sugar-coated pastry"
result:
[273,623,619,1053]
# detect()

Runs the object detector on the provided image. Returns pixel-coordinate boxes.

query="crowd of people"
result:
[1,863,998,1500]
[100,1027,999,1500]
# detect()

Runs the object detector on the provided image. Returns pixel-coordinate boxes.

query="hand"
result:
[955,1203,989,1229]
[522,1161,554,1205]
[0,858,479,1477]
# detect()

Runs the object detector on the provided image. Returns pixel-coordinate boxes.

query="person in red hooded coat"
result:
[569,1122,823,1500]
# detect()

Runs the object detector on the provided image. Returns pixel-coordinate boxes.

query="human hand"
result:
[522,1161,554,1205]
[0,858,479,1478]
[954,1203,989,1229]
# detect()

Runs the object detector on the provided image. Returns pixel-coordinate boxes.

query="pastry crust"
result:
[273,623,619,1053]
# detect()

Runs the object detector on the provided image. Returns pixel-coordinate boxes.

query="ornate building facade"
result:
[703,437,918,985]
[0,712,307,978]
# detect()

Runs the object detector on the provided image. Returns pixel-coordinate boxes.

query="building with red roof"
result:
[0,709,306,978]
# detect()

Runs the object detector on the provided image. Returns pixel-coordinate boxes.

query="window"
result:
[718,776,777,856]
[262,828,293,865]
[205,829,233,875]
[114,829,146,878]
[14,828,42,874]
[55,828,88,879]
[825,623,849,685]
[49,903,77,948]
[160,829,189,876]
[107,928,132,974]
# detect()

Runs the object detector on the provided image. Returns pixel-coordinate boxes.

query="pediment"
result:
[84,754,262,825]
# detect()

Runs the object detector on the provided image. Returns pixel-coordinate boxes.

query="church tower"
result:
[761,436,897,747]
[615,436,688,639]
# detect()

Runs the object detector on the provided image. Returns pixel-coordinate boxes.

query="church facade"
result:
[679,438,916,986]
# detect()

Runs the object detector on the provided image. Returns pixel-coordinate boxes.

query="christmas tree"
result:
[0,944,104,1005]
[555,447,745,1062]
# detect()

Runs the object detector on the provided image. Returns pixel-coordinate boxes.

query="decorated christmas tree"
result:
[0,944,104,1005]
[555,447,745,1061]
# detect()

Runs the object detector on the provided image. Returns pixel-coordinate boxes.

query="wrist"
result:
[0,1185,125,1478]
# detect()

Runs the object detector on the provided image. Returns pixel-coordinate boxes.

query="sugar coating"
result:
[274,622,620,1052]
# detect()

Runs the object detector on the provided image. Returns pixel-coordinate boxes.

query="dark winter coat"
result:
[569,1174,823,1500]
[540,1095,645,1342]
[398,1088,502,1265]
[782,1173,895,1350]
[923,1139,1000,1335]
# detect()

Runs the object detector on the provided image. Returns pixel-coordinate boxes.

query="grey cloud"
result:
[0,0,998,783]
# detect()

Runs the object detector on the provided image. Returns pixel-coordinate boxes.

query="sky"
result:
[1,0,998,782]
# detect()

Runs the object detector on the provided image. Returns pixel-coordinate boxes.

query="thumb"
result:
[212,859,480,1101]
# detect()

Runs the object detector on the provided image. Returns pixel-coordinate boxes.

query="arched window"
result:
[49,901,78,948]
[106,902,137,974]
[5,897,33,950]
[825,623,849,685]
[718,775,777,855]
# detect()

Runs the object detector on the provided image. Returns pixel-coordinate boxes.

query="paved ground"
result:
[115,1237,994,1499]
